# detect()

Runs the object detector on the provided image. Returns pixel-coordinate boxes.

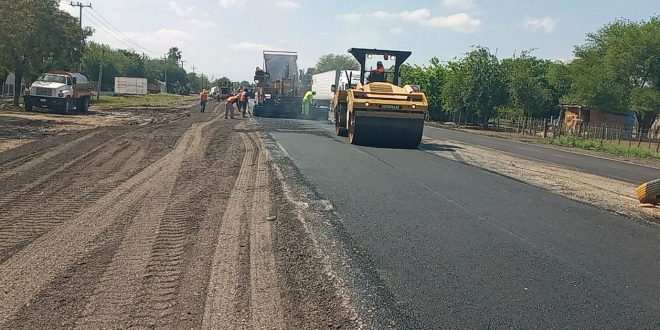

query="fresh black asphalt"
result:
[257,118,660,328]
[424,126,659,184]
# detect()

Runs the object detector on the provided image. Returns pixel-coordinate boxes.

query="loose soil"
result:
[0,100,355,328]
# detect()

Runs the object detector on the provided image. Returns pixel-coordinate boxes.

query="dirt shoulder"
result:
[0,103,192,153]
[427,122,660,168]
[420,137,660,222]
[0,101,356,328]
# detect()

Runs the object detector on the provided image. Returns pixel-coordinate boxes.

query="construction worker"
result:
[238,88,248,117]
[225,94,238,119]
[368,61,386,83]
[199,89,209,112]
[302,90,315,116]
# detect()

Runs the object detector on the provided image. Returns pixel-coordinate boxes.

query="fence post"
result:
[543,118,548,138]
[637,128,643,148]
[656,127,660,153]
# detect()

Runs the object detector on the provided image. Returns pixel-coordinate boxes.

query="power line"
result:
[88,7,158,55]
[84,14,142,52]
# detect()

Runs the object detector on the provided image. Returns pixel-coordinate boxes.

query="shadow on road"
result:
[418,141,463,152]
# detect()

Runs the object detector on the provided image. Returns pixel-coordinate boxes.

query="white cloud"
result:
[370,8,481,33]
[524,17,558,33]
[390,27,404,35]
[336,13,362,22]
[169,1,195,18]
[230,41,274,50]
[58,0,77,15]
[442,0,477,11]
[218,0,246,9]
[275,0,299,8]
[423,13,481,32]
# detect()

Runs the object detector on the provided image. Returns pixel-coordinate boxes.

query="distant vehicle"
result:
[24,72,93,114]
[333,48,429,148]
[216,82,231,101]
[253,50,303,118]
[209,86,219,98]
[312,70,361,121]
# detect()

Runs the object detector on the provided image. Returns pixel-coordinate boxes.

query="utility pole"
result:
[180,59,186,69]
[70,2,92,72]
[70,2,92,27]
[191,66,196,74]
[97,49,104,101]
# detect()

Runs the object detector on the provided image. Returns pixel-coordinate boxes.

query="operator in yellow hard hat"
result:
[302,90,315,117]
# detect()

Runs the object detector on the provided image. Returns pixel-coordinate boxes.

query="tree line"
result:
[399,17,659,130]
[0,0,234,106]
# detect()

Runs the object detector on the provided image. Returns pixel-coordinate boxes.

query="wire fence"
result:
[437,113,660,153]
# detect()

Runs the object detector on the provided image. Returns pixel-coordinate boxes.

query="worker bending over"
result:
[302,90,315,116]
[225,94,238,119]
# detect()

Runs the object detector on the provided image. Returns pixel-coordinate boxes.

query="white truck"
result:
[24,71,93,114]
[311,70,361,119]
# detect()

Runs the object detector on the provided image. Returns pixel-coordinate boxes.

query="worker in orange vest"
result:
[225,94,238,119]
[199,89,209,113]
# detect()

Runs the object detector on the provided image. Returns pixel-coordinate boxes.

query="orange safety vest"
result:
[376,66,385,73]
[200,92,208,102]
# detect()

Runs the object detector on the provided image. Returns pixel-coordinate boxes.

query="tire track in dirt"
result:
[245,131,285,329]
[202,127,284,329]
[0,130,101,180]
[0,142,145,262]
[0,113,221,324]
[74,114,222,328]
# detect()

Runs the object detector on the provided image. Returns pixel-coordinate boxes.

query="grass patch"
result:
[548,135,660,160]
[92,93,197,109]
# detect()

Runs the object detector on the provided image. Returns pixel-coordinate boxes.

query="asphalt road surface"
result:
[257,117,660,328]
[424,126,659,184]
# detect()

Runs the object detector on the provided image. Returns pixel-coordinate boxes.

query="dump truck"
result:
[333,48,428,148]
[253,50,303,118]
[24,71,93,114]
[312,69,361,121]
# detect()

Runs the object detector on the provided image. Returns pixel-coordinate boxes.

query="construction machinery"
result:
[333,48,428,148]
[253,50,303,118]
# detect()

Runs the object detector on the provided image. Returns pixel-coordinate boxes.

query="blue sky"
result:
[59,0,659,82]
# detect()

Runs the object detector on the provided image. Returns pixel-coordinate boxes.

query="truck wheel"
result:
[77,97,90,113]
[61,98,72,115]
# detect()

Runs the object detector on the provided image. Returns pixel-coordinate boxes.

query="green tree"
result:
[501,53,558,118]
[0,0,91,105]
[569,17,660,130]
[315,54,359,73]
[167,47,182,62]
[443,47,507,127]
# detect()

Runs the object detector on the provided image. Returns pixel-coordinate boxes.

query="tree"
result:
[443,47,507,128]
[167,47,182,62]
[315,54,359,73]
[569,17,660,130]
[0,0,91,105]
[501,53,559,118]
[240,80,250,88]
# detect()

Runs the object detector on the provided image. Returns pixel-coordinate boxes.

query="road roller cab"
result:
[333,48,428,148]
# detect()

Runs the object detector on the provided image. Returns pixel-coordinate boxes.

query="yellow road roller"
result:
[332,48,428,148]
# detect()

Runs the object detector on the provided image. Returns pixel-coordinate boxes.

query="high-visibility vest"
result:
[227,96,238,103]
